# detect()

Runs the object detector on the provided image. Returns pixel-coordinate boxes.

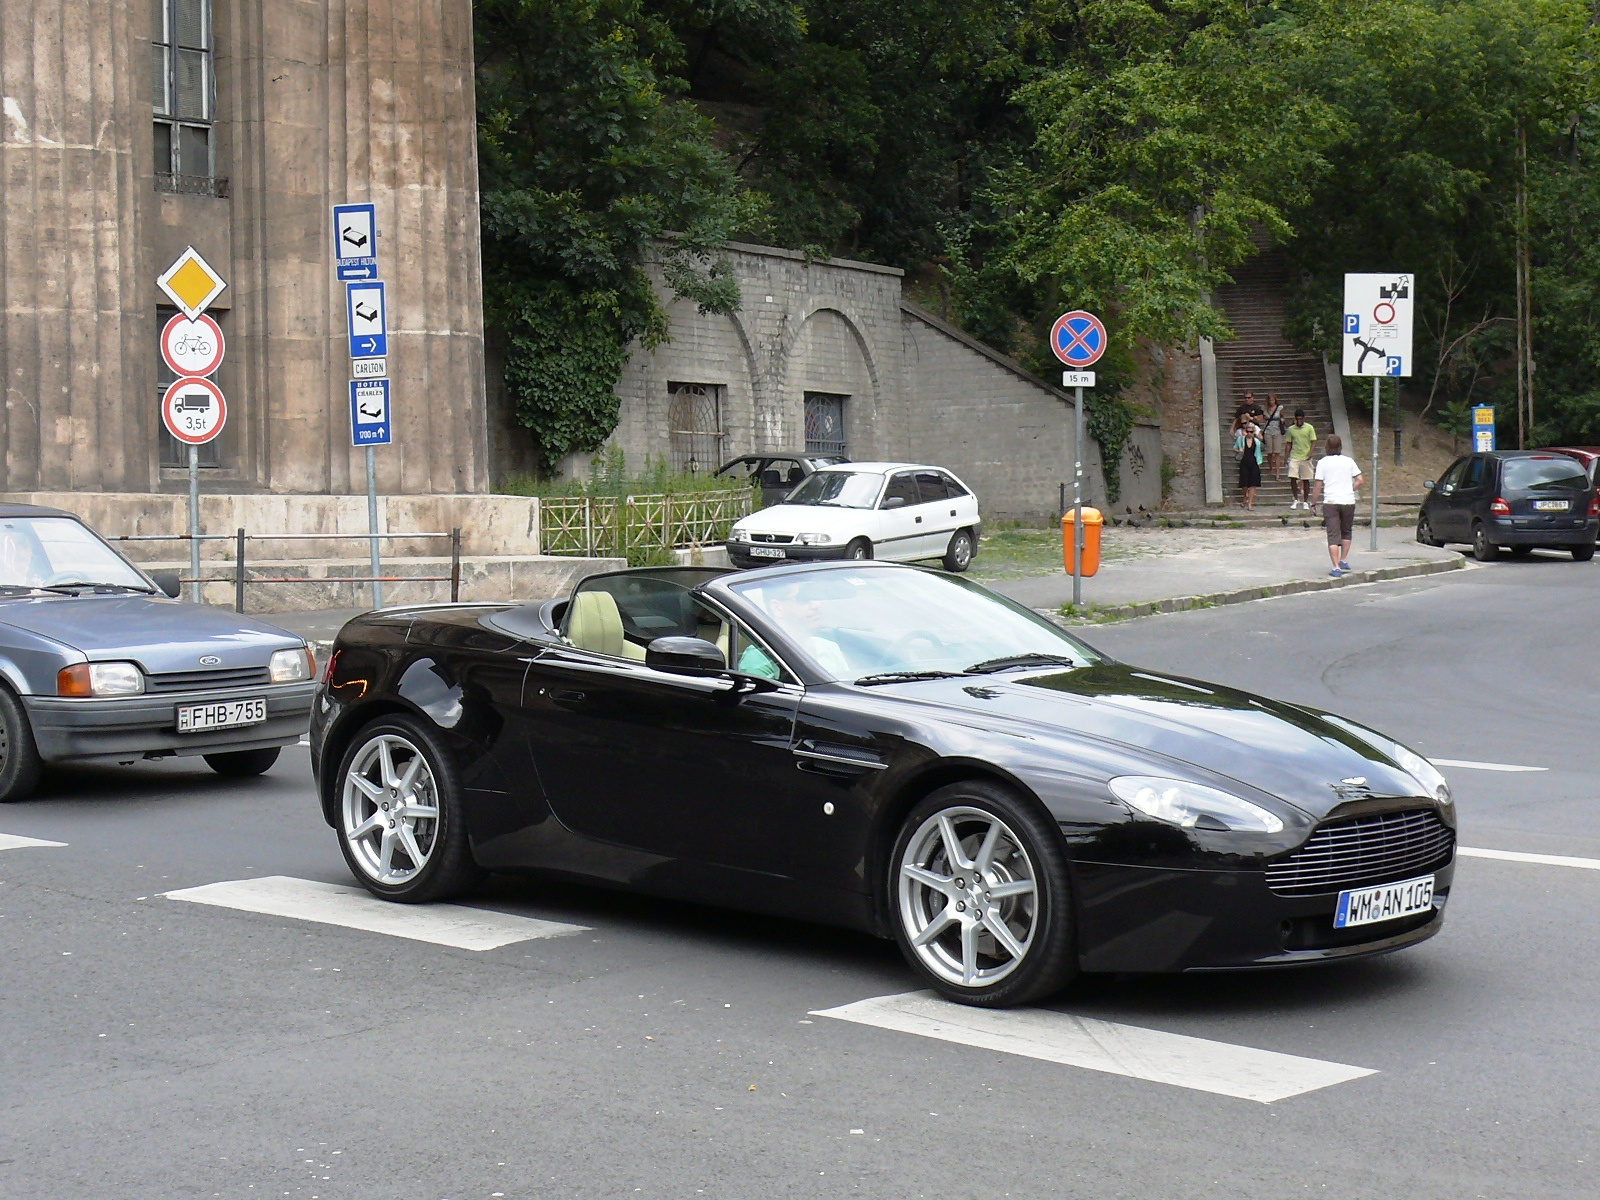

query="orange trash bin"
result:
[1061,507,1104,577]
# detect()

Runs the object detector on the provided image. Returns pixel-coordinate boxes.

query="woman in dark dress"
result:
[1236,422,1263,509]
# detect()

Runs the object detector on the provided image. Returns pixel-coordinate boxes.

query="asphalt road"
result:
[2,553,1596,1198]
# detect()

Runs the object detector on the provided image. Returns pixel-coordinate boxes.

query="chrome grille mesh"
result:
[1266,808,1454,897]
[146,666,270,693]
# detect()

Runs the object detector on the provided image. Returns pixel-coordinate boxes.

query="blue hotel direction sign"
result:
[345,281,388,359]
[333,202,379,280]
[350,379,393,446]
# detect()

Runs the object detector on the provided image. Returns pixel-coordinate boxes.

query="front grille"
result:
[1266,808,1455,897]
[751,533,794,544]
[146,666,271,693]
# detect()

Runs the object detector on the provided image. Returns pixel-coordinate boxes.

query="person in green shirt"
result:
[1285,410,1318,511]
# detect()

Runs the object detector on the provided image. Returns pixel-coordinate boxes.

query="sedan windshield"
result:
[1504,457,1588,490]
[0,517,153,591]
[730,566,1101,681]
[783,470,883,509]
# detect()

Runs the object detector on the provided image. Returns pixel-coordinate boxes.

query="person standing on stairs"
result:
[1285,409,1318,510]
[1236,421,1263,510]
[1261,394,1286,481]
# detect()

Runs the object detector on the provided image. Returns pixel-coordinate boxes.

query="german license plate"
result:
[1333,874,1435,929]
[1534,500,1570,511]
[749,546,786,559]
[177,697,267,733]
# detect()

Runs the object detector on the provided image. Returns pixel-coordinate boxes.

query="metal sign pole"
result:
[1370,377,1381,552]
[188,445,202,603]
[366,446,383,609]
[1073,386,1085,607]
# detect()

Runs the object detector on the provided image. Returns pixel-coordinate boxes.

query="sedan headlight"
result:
[1393,744,1452,805]
[1109,775,1284,834]
[57,661,144,698]
[728,527,749,543]
[794,533,833,545]
[269,647,315,683]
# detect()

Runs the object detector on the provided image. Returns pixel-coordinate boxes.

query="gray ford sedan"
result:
[0,504,318,803]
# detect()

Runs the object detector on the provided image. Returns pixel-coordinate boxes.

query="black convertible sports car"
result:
[310,562,1456,1007]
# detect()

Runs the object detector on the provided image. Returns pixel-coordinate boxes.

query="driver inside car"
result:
[0,525,49,587]
[738,578,851,679]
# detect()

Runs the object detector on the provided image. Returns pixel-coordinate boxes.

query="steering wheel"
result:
[881,628,950,667]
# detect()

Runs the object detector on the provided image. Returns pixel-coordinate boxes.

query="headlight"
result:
[728,527,749,543]
[1393,744,1451,804]
[57,662,144,698]
[1109,776,1284,833]
[269,647,315,683]
[794,533,833,545]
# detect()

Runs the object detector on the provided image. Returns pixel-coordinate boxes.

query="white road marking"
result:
[163,875,589,950]
[1459,847,1600,871]
[0,833,66,851]
[812,991,1375,1103]
[1432,758,1547,773]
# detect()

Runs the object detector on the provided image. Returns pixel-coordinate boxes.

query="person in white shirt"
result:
[1312,434,1363,575]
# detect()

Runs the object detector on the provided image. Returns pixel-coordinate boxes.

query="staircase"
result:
[1213,248,1333,509]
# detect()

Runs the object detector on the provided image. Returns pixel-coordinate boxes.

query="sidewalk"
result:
[988,526,1464,618]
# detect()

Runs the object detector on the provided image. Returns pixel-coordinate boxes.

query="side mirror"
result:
[149,569,182,599]
[881,495,906,510]
[1423,480,1435,491]
[646,635,726,674]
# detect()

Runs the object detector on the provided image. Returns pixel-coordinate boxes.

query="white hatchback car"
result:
[725,462,982,572]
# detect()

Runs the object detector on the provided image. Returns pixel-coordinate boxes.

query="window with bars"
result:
[804,392,848,456]
[667,384,725,474]
[152,0,222,193]
[157,306,222,468]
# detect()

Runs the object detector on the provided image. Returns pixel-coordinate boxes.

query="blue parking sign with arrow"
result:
[346,281,387,359]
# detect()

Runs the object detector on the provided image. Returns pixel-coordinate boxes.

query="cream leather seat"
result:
[567,590,645,660]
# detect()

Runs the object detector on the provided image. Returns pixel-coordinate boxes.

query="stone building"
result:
[0,0,487,497]
[494,243,1164,522]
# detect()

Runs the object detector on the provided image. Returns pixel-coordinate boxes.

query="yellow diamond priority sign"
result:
[157,246,227,320]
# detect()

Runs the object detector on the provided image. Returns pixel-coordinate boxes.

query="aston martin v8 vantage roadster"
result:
[309,562,1455,1007]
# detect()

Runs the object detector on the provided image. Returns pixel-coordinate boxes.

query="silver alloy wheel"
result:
[897,806,1039,988]
[341,733,441,885]
[950,532,973,569]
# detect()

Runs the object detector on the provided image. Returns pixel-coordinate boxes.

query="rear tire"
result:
[0,686,42,804]
[846,538,873,561]
[1472,522,1500,562]
[1574,544,1595,562]
[942,529,976,573]
[204,747,281,777]
[888,781,1077,1007]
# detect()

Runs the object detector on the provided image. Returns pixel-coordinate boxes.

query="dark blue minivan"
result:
[1418,451,1599,562]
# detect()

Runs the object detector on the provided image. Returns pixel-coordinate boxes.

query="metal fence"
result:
[108,528,462,611]
[540,491,753,557]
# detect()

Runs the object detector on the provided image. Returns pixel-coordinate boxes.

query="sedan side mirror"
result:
[1423,480,1435,490]
[881,496,906,510]
[646,635,726,675]
[149,569,182,599]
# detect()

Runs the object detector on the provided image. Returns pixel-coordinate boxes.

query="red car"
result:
[1541,446,1600,484]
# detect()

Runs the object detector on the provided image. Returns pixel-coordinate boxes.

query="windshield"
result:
[730,566,1102,681]
[783,470,884,509]
[1503,457,1589,490]
[0,517,152,591]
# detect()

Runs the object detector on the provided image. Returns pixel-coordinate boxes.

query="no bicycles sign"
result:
[160,313,225,377]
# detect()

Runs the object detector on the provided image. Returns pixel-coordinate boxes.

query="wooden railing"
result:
[539,490,753,557]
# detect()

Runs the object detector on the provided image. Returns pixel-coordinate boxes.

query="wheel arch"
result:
[317,697,428,826]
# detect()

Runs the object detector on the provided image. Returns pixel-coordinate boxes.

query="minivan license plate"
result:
[177,698,267,733]
[1534,500,1570,511]
[1333,874,1434,928]
[749,546,786,559]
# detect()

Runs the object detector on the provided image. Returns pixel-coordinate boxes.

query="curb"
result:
[1046,556,1466,624]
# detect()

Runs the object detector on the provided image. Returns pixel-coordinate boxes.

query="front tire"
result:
[204,747,280,777]
[1416,515,1441,547]
[846,538,873,561]
[943,529,976,573]
[1472,522,1500,562]
[0,686,42,804]
[889,782,1077,1007]
[335,716,483,902]
[1508,544,1534,559]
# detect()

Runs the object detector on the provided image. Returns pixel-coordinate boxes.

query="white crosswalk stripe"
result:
[1459,846,1600,871]
[1432,758,1547,773]
[814,991,1376,1103]
[0,832,67,851]
[163,875,589,950]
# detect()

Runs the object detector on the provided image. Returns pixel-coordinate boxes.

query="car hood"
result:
[896,663,1428,820]
[0,595,305,673]
[734,504,869,534]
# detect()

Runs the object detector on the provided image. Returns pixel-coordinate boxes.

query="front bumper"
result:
[1486,515,1598,546]
[1071,856,1455,973]
[23,682,319,763]
[725,540,853,569]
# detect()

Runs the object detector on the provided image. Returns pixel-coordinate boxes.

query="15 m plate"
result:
[1333,873,1434,929]
[177,698,267,733]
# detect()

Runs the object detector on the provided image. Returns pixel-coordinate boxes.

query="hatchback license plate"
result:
[749,546,786,559]
[177,697,267,733]
[1534,499,1570,511]
[1333,874,1435,929]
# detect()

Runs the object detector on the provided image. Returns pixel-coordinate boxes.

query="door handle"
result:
[949,509,957,517]
[552,689,587,706]
[915,515,922,523]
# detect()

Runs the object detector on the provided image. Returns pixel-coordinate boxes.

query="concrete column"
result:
[0,0,152,491]
[1199,335,1222,506]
